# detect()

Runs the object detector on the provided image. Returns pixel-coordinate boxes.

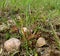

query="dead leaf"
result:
[10,26,18,33]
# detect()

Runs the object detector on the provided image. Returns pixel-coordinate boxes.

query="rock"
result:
[36,37,46,47]
[4,38,21,52]
[50,50,60,56]
[42,48,60,56]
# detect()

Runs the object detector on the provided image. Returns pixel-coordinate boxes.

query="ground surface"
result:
[0,0,60,56]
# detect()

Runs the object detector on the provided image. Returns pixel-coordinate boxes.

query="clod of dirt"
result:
[50,50,60,56]
[36,37,46,47]
[4,38,21,52]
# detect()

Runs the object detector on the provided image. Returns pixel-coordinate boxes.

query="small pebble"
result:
[36,37,46,47]
[0,48,3,54]
[22,27,28,32]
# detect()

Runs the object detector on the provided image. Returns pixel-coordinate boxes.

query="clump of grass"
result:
[49,21,60,50]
